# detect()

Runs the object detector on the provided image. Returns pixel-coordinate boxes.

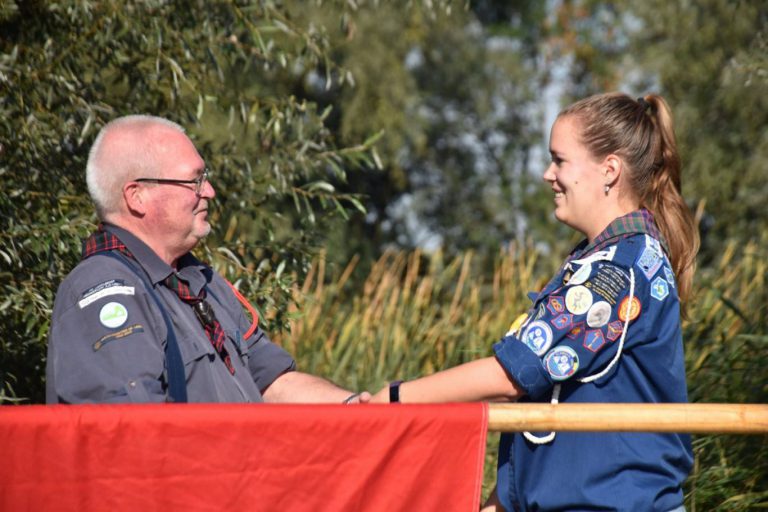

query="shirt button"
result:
[128,380,137,388]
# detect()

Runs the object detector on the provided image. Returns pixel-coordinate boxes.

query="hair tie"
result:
[637,97,651,113]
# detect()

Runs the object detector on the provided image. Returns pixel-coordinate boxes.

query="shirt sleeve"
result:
[494,259,643,400]
[46,259,168,403]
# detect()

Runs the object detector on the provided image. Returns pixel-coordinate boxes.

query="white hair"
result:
[86,115,185,219]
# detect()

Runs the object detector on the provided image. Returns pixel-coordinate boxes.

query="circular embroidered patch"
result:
[618,296,642,322]
[586,301,612,328]
[544,346,579,381]
[565,285,593,315]
[521,320,554,356]
[99,302,128,329]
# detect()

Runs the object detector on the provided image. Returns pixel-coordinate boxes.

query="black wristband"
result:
[389,380,403,403]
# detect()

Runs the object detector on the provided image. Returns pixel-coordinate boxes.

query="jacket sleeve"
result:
[46,259,168,404]
[494,257,649,400]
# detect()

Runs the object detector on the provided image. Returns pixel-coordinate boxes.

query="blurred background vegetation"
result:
[1,0,766,509]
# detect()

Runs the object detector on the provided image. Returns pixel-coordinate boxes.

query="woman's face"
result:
[542,115,608,240]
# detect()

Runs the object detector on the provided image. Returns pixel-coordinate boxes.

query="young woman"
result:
[371,92,699,512]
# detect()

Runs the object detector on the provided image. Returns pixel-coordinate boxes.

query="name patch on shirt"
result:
[79,280,135,309]
[93,324,145,351]
[583,263,629,306]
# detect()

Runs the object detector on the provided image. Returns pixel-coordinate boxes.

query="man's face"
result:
[142,128,215,258]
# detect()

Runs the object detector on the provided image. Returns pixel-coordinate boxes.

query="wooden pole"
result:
[487,403,768,434]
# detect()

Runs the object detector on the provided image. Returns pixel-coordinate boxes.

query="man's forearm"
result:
[262,371,361,403]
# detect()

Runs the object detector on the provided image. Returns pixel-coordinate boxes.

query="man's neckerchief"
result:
[82,226,236,375]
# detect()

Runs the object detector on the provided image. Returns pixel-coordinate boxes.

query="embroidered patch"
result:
[534,302,547,320]
[583,329,606,353]
[568,263,592,286]
[565,285,593,315]
[567,322,585,340]
[587,301,611,328]
[551,313,574,331]
[618,296,642,322]
[663,266,676,289]
[584,263,630,306]
[651,276,670,301]
[606,320,623,341]
[99,302,128,328]
[544,346,579,381]
[79,280,135,309]
[547,296,565,315]
[93,324,145,351]
[636,235,663,280]
[506,313,529,336]
[521,320,554,356]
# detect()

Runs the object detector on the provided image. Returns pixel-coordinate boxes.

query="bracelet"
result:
[389,381,403,403]
[342,393,360,404]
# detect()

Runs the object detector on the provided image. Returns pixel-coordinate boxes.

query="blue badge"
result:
[663,266,676,289]
[636,248,662,280]
[606,320,623,341]
[547,295,565,315]
[567,322,585,340]
[544,346,579,381]
[583,329,606,353]
[551,313,574,331]
[521,320,554,356]
[651,276,670,301]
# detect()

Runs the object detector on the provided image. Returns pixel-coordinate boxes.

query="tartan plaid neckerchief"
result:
[569,208,668,261]
[82,226,236,375]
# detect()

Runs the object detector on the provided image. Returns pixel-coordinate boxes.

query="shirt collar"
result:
[103,223,209,290]
[571,208,668,259]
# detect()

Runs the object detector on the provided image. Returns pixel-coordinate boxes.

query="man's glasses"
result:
[135,169,210,195]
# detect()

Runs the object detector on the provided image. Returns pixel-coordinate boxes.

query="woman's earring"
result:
[604,184,610,196]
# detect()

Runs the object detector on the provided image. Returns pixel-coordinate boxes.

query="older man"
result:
[47,115,363,404]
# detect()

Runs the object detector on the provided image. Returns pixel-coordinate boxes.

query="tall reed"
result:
[272,235,767,510]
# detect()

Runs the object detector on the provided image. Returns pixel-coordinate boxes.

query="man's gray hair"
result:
[86,115,185,219]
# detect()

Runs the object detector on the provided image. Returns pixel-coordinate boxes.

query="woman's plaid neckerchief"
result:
[82,227,236,375]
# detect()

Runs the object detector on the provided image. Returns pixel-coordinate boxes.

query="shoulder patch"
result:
[650,276,670,301]
[79,280,135,309]
[99,302,128,328]
[636,235,663,280]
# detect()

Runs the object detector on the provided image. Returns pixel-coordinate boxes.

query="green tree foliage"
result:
[548,0,768,261]
[293,1,559,263]
[0,0,379,402]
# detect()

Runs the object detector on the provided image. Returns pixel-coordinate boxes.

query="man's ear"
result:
[603,154,623,187]
[123,182,147,216]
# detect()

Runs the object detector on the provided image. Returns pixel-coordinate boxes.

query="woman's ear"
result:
[603,154,623,188]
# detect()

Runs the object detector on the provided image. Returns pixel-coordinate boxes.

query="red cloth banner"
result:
[0,403,488,511]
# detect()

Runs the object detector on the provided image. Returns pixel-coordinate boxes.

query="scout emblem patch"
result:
[521,320,554,356]
[99,302,128,328]
[618,296,641,322]
[583,329,606,353]
[636,235,663,280]
[651,276,670,301]
[606,320,623,341]
[586,301,611,328]
[565,285,593,315]
[544,346,579,381]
